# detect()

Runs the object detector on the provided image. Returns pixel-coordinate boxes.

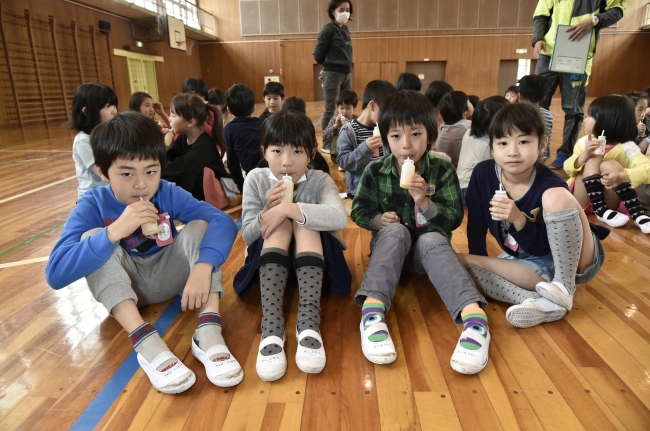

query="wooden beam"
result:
[71,20,83,83]
[49,16,69,120]
[0,4,23,127]
[24,9,48,124]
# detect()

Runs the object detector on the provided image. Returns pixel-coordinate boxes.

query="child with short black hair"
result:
[627,92,649,153]
[182,77,209,100]
[224,84,264,191]
[322,89,358,165]
[337,80,398,198]
[565,95,650,233]
[281,96,306,114]
[424,80,453,132]
[395,72,422,92]
[207,87,231,125]
[504,85,519,104]
[519,75,554,160]
[46,111,242,394]
[260,81,285,120]
[464,103,608,328]
[70,82,117,199]
[436,90,474,167]
[237,110,349,381]
[352,90,491,375]
[163,93,231,202]
[457,96,510,204]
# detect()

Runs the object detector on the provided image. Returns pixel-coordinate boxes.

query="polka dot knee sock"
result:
[258,248,290,356]
[294,252,325,349]
[466,265,540,304]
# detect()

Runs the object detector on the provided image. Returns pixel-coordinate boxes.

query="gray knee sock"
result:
[467,265,540,304]
[129,322,174,371]
[545,208,582,295]
[295,252,325,349]
[258,248,290,356]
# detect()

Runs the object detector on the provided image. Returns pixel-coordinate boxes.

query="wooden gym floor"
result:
[1,100,650,431]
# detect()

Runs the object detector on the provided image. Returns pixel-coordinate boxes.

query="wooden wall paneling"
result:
[458,0,479,29]
[89,25,101,87]
[478,0,499,28]
[498,0,520,27]
[280,40,316,101]
[71,21,84,84]
[49,16,69,120]
[0,4,22,127]
[23,10,48,124]
[438,0,459,30]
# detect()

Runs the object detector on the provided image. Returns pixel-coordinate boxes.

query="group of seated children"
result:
[51,74,649,395]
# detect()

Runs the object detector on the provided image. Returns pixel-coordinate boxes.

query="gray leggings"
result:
[84,220,224,313]
[354,223,487,323]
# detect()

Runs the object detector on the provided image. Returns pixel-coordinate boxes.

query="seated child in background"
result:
[564,95,650,234]
[177,77,214,138]
[436,91,474,167]
[424,80,453,132]
[518,75,553,160]
[237,110,349,381]
[627,92,649,153]
[468,95,481,110]
[463,103,607,328]
[395,72,422,92]
[208,87,232,126]
[46,112,242,394]
[322,89,358,166]
[259,81,285,121]
[224,84,264,191]
[281,96,306,114]
[129,91,171,134]
[504,85,519,104]
[352,90,491,375]
[337,80,398,198]
[456,96,509,205]
[162,93,231,202]
[70,82,116,199]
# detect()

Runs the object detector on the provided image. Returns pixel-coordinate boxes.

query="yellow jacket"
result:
[564,135,650,188]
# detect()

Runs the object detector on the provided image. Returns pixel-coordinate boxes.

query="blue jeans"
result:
[321,71,351,146]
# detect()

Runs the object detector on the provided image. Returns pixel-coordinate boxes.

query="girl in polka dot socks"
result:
[239,110,348,381]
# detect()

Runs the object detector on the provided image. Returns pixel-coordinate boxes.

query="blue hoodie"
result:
[46,180,238,289]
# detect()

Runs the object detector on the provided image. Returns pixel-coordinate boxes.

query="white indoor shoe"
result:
[505,297,567,328]
[359,320,397,364]
[450,327,491,375]
[295,328,326,374]
[191,335,243,387]
[256,334,287,381]
[536,280,574,310]
[137,351,196,394]
[597,209,629,227]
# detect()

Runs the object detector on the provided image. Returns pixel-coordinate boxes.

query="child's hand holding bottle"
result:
[106,200,159,243]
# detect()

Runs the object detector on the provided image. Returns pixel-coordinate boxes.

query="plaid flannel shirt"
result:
[351,153,463,239]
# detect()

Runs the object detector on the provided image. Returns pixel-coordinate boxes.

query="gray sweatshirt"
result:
[241,167,348,248]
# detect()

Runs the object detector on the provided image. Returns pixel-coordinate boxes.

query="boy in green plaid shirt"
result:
[351,91,491,375]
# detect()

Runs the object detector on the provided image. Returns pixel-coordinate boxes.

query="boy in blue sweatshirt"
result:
[46,112,243,394]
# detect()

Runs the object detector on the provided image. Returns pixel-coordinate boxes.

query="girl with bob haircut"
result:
[69,82,117,199]
[129,91,171,133]
[162,93,231,202]
[564,95,650,234]
[236,110,349,382]
[463,103,609,329]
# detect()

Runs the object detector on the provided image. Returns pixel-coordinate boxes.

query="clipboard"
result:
[550,25,592,75]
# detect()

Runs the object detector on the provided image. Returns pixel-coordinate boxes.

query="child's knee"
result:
[380,223,410,241]
[600,159,623,172]
[414,232,449,255]
[542,187,576,211]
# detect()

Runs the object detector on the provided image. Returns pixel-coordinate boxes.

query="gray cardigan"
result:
[241,168,348,248]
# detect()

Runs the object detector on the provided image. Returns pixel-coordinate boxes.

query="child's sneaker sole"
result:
[505,299,567,328]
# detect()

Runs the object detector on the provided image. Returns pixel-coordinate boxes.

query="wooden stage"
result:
[1,100,650,430]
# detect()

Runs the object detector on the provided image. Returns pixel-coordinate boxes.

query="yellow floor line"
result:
[0,256,49,268]
[0,175,77,204]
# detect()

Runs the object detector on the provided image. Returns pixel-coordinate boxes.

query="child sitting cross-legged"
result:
[237,110,349,381]
[351,90,491,375]
[46,112,243,394]
[463,103,609,328]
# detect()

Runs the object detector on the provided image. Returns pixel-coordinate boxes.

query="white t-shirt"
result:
[456,130,491,190]
[72,131,107,199]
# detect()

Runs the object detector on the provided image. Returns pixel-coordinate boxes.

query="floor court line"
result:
[0,175,77,204]
[69,297,182,431]
[0,256,49,268]
[0,222,64,260]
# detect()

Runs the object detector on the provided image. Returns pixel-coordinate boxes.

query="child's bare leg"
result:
[460,253,543,291]
[293,223,327,372]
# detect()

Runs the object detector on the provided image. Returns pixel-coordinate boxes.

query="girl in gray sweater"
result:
[239,111,348,382]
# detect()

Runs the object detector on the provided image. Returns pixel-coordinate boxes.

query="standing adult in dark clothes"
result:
[313,1,353,153]
[532,0,626,169]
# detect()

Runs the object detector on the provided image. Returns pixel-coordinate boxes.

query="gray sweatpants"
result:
[84,220,224,314]
[355,223,487,323]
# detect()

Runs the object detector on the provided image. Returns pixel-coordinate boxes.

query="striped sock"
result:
[196,312,229,362]
[362,302,388,342]
[459,308,489,351]
[582,174,609,218]
[129,322,175,371]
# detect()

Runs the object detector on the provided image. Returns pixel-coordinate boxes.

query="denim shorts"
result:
[498,232,605,284]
